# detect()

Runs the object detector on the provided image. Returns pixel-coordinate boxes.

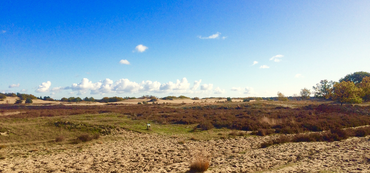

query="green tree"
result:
[61,97,68,102]
[75,97,82,102]
[68,97,76,102]
[89,97,95,102]
[0,94,6,101]
[312,80,335,99]
[359,76,370,102]
[101,97,109,103]
[277,92,288,101]
[333,81,363,105]
[300,88,311,100]
[226,97,232,102]
[339,71,370,85]
[15,100,23,104]
[25,98,33,104]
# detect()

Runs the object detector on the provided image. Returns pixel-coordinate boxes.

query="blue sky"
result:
[1,0,370,99]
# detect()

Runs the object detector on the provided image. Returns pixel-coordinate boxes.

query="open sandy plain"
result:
[1,129,369,173]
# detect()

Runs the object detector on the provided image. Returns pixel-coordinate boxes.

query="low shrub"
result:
[77,134,93,142]
[253,129,275,136]
[55,136,65,142]
[197,121,214,130]
[189,156,210,172]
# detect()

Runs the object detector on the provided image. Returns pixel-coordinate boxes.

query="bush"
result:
[227,97,232,102]
[193,97,200,100]
[77,134,93,142]
[254,129,275,136]
[55,136,65,142]
[25,98,33,104]
[15,100,22,104]
[197,121,214,130]
[189,156,210,172]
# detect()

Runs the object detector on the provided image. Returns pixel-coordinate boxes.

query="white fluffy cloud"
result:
[113,79,141,93]
[20,89,27,92]
[35,81,51,93]
[231,87,242,91]
[260,65,269,69]
[191,80,202,90]
[270,54,283,62]
[200,84,213,90]
[214,87,225,94]
[295,74,303,78]
[141,80,161,92]
[160,78,190,91]
[252,61,258,65]
[135,44,148,52]
[52,78,219,95]
[9,83,20,88]
[1,30,5,34]
[119,59,130,65]
[244,87,256,95]
[198,32,222,39]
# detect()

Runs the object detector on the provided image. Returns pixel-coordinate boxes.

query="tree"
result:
[15,100,23,104]
[89,97,95,102]
[359,76,370,102]
[25,98,33,104]
[339,71,370,85]
[312,80,335,99]
[277,92,288,101]
[226,97,232,102]
[75,97,82,102]
[61,97,68,102]
[333,81,363,105]
[300,88,311,100]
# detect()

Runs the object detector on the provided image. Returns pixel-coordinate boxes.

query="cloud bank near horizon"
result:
[34,78,232,96]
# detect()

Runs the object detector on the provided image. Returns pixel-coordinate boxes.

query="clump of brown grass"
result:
[55,136,65,142]
[78,134,93,142]
[189,155,210,172]
[0,145,6,149]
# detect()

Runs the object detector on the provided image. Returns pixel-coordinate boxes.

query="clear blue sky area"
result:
[1,0,369,99]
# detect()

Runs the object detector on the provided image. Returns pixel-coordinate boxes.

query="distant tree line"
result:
[312,71,370,105]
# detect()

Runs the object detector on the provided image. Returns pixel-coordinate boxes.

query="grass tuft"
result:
[189,156,210,172]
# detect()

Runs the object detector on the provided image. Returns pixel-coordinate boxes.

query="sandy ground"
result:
[1,129,369,173]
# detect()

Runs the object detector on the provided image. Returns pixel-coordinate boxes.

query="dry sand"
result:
[1,129,369,173]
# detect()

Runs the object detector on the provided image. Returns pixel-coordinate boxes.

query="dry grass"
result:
[189,155,210,172]
[55,136,65,142]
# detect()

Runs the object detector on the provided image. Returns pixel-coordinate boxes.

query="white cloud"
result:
[244,87,256,95]
[70,78,101,91]
[113,79,141,93]
[191,79,202,90]
[295,74,303,78]
[51,87,65,92]
[1,30,5,34]
[119,59,130,65]
[140,80,161,92]
[35,81,51,93]
[198,32,221,39]
[231,87,242,91]
[200,84,213,90]
[214,87,225,94]
[260,65,269,69]
[135,44,148,52]
[252,61,258,65]
[9,83,20,88]
[20,89,27,92]
[270,54,284,62]
[222,36,227,40]
[160,78,190,91]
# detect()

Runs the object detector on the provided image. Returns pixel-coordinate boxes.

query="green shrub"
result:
[25,98,33,104]
[15,100,22,104]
